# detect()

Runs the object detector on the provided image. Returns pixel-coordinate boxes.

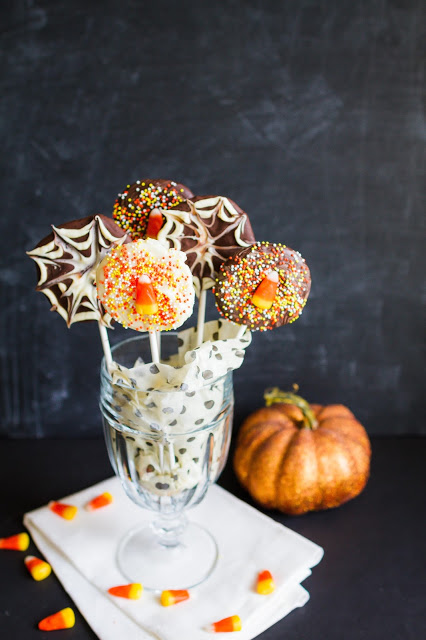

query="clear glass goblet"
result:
[100,333,234,591]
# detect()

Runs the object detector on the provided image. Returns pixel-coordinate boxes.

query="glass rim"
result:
[100,333,234,392]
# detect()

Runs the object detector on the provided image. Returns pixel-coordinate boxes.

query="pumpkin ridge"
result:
[273,428,301,503]
[317,428,364,506]
[234,424,285,486]
[249,428,297,506]
[320,423,371,457]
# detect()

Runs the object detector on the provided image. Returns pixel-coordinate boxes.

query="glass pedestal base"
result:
[117,522,218,591]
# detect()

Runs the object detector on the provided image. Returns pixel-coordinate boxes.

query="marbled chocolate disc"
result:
[112,178,194,240]
[158,195,255,296]
[214,241,311,331]
[27,215,129,327]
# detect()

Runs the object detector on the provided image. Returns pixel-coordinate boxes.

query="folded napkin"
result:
[24,478,323,640]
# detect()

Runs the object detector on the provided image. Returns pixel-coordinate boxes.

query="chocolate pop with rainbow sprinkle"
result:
[112,179,194,241]
[214,241,311,331]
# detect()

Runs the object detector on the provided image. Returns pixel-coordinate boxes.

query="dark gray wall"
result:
[1,0,425,437]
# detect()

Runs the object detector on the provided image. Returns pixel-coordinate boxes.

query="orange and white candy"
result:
[256,569,275,595]
[160,589,190,606]
[49,501,78,520]
[108,583,143,599]
[146,209,164,239]
[96,238,195,332]
[0,532,30,551]
[206,614,242,633]
[250,270,279,310]
[85,491,113,511]
[38,607,75,631]
[25,555,52,581]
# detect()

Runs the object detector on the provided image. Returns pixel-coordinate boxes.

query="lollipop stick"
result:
[236,325,247,339]
[196,288,207,348]
[98,322,113,372]
[149,330,160,363]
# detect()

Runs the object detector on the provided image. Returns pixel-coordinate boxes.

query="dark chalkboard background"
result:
[1,0,425,437]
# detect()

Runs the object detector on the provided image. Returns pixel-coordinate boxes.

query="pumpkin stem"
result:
[264,387,318,430]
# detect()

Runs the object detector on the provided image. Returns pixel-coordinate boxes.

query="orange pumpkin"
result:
[234,388,371,515]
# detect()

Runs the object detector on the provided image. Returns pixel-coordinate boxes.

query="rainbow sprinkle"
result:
[213,241,311,331]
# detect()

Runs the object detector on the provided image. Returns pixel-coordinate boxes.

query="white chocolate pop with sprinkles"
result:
[96,238,195,332]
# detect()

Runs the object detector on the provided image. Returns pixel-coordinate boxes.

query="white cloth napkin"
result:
[24,478,323,640]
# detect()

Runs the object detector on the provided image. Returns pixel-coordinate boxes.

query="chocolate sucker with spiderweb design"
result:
[157,195,255,297]
[27,215,130,328]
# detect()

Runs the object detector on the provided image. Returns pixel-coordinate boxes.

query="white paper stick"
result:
[196,288,207,348]
[156,331,161,361]
[158,444,164,473]
[98,322,113,372]
[148,330,160,363]
[236,325,247,339]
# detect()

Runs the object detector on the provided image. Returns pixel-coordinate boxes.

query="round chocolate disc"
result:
[214,241,311,331]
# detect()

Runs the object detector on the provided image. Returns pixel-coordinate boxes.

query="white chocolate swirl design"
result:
[157,196,255,297]
[27,215,129,327]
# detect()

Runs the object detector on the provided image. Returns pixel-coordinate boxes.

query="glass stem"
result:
[151,511,188,548]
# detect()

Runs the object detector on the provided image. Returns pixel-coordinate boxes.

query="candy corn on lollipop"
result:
[206,615,242,633]
[85,491,113,511]
[250,270,279,310]
[160,589,190,606]
[146,209,164,239]
[214,241,311,331]
[108,583,143,599]
[49,501,78,520]
[0,532,30,551]
[256,569,275,595]
[112,178,194,241]
[25,555,52,581]
[96,238,194,332]
[38,607,75,631]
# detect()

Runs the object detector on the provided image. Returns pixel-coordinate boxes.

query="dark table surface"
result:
[0,437,424,639]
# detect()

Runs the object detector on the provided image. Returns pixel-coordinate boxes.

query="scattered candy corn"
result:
[108,583,143,600]
[85,491,113,511]
[207,615,242,633]
[49,501,78,520]
[160,589,190,607]
[135,275,158,315]
[250,270,279,310]
[38,607,75,631]
[146,209,164,239]
[0,532,30,551]
[256,569,275,595]
[25,555,52,581]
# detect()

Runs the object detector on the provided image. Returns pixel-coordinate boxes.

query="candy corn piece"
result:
[25,555,52,581]
[206,615,242,633]
[250,270,279,310]
[0,532,30,551]
[146,209,164,239]
[38,607,75,631]
[49,501,78,520]
[135,275,158,315]
[85,491,113,511]
[160,589,190,607]
[108,583,143,599]
[256,569,275,595]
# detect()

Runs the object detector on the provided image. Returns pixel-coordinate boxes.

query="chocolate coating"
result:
[112,178,194,240]
[158,195,255,296]
[27,215,129,327]
[214,241,311,331]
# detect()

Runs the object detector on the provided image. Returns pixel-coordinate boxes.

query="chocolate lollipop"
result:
[214,241,311,331]
[158,195,255,296]
[27,215,129,328]
[112,179,194,241]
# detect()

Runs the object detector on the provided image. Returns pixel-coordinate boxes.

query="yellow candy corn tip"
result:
[17,533,30,550]
[25,556,52,581]
[256,578,275,595]
[160,591,174,607]
[129,584,143,599]
[251,293,273,310]
[135,302,158,316]
[61,608,76,628]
